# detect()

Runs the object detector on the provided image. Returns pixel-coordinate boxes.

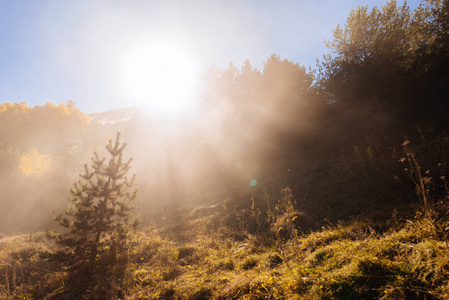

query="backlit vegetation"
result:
[1,0,449,298]
[1,177,449,298]
[18,149,52,177]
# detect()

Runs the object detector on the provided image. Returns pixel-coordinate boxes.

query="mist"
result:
[0,0,447,235]
[0,54,327,233]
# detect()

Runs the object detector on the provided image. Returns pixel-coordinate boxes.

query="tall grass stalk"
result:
[4,268,9,295]
[400,140,433,218]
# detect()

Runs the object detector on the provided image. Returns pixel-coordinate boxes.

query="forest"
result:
[1,0,449,298]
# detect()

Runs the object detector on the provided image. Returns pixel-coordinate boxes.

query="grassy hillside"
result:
[1,1,449,298]
[1,203,449,299]
[1,103,449,299]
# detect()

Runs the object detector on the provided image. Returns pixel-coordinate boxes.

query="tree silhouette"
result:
[319,0,449,136]
[53,132,139,294]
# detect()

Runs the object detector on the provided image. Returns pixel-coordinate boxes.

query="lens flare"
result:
[250,179,257,186]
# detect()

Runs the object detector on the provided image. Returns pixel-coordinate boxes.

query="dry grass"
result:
[2,211,449,299]
[0,232,64,299]
[2,137,449,299]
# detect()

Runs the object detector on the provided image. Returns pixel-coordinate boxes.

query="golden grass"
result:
[2,211,448,299]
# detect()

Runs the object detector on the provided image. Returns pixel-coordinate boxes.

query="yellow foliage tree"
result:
[18,149,52,177]
[0,101,89,149]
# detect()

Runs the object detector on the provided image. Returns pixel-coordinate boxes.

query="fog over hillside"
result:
[0,102,284,233]
[1,0,448,236]
[2,1,449,298]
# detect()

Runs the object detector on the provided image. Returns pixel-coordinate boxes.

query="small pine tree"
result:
[53,132,140,285]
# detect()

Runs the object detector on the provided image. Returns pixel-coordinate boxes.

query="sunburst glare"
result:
[119,40,201,117]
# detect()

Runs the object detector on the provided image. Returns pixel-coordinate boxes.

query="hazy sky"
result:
[0,0,421,113]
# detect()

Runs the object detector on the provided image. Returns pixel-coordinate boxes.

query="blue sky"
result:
[0,0,421,113]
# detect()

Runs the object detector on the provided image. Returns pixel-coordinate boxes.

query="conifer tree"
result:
[53,132,140,281]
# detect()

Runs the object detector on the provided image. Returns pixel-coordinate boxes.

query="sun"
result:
[119,40,201,117]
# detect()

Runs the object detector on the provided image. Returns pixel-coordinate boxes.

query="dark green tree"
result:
[318,0,449,138]
[319,0,423,107]
[53,132,139,290]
